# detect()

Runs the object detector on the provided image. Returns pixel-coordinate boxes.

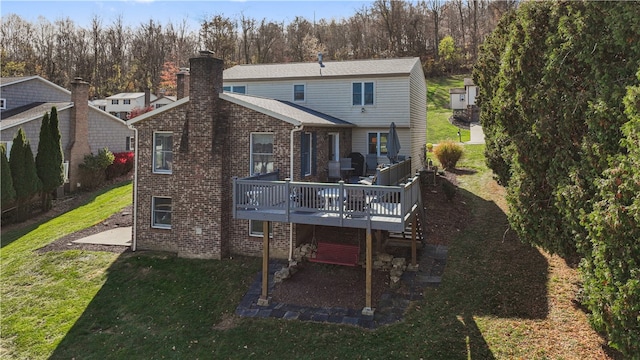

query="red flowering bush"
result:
[106,151,134,179]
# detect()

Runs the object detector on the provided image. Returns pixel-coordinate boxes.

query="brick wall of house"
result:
[133,104,187,253]
[132,53,355,260]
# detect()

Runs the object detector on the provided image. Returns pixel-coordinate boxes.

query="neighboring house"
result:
[91,99,108,111]
[0,76,134,191]
[449,77,479,122]
[223,57,427,169]
[128,52,426,261]
[105,90,157,120]
[150,95,176,109]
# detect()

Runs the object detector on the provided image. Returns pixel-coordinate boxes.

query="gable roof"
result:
[464,78,476,87]
[0,102,72,130]
[221,93,353,127]
[106,93,146,99]
[223,57,421,82]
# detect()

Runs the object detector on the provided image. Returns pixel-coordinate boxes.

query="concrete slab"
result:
[467,122,485,144]
[72,226,132,246]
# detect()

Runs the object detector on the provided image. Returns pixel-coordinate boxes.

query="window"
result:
[251,133,274,175]
[63,161,69,183]
[352,82,374,106]
[111,99,119,105]
[249,220,273,237]
[368,132,388,156]
[155,103,165,109]
[293,84,305,101]
[152,197,172,229]
[123,99,131,105]
[0,98,6,110]
[99,105,106,111]
[223,85,246,94]
[153,132,172,173]
[301,132,312,176]
[126,136,134,151]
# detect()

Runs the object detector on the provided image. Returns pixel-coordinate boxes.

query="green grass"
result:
[1,97,610,358]
[427,75,471,144]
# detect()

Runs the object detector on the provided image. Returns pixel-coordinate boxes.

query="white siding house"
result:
[223,58,427,171]
[105,91,157,120]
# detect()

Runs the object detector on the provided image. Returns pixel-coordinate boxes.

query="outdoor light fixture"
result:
[457,130,461,142]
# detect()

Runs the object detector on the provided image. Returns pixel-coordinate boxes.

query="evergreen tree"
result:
[35,107,64,210]
[9,128,42,221]
[1,145,16,207]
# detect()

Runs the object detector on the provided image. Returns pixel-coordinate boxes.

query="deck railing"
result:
[232,174,421,231]
[375,157,412,186]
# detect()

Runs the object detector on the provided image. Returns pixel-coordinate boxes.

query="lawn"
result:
[427,75,471,143]
[1,152,612,359]
[1,86,613,358]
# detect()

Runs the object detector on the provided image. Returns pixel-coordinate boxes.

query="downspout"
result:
[129,125,139,251]
[288,124,304,263]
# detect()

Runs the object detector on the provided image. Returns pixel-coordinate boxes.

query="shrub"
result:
[79,148,114,189]
[433,140,464,170]
[1,145,16,207]
[106,151,134,179]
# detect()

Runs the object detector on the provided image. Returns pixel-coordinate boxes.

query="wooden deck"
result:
[232,176,421,232]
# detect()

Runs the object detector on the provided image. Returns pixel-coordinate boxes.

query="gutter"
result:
[288,125,304,263]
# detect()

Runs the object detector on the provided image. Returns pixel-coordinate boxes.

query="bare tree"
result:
[199,14,237,64]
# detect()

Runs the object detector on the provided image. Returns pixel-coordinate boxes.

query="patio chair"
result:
[328,160,341,182]
[345,188,368,216]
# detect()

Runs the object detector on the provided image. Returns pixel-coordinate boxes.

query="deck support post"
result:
[411,214,417,267]
[258,221,270,306]
[362,227,374,316]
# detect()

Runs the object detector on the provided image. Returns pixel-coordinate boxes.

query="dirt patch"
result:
[271,262,390,309]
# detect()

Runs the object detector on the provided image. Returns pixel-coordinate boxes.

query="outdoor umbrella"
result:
[387,121,401,163]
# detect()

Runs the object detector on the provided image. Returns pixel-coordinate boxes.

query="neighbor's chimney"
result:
[144,87,151,108]
[176,68,190,100]
[67,77,91,191]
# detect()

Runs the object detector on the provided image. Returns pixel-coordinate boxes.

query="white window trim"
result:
[328,132,339,161]
[352,81,375,106]
[250,132,274,175]
[151,196,172,229]
[368,132,389,157]
[293,83,306,102]
[249,220,273,238]
[123,99,131,105]
[302,132,312,176]
[223,85,247,94]
[0,98,6,110]
[111,99,119,105]
[153,131,173,174]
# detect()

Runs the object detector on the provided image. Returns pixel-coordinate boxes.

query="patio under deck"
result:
[232,174,424,316]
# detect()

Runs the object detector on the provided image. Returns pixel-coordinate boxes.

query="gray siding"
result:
[88,109,134,154]
[1,78,70,111]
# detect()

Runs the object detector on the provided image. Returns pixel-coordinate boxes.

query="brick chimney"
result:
[144,88,151,107]
[67,77,91,191]
[176,68,190,100]
[174,51,229,259]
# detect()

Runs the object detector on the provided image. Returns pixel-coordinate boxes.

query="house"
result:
[449,77,479,122]
[150,95,176,110]
[223,57,427,170]
[128,53,426,260]
[0,76,134,191]
[129,52,426,314]
[105,90,157,120]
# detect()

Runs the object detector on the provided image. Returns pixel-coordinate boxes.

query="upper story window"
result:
[123,99,131,105]
[223,85,246,94]
[98,105,106,111]
[152,196,172,229]
[111,99,119,105]
[251,133,274,175]
[353,82,374,106]
[368,132,388,156]
[0,98,6,110]
[153,132,173,174]
[294,84,305,102]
